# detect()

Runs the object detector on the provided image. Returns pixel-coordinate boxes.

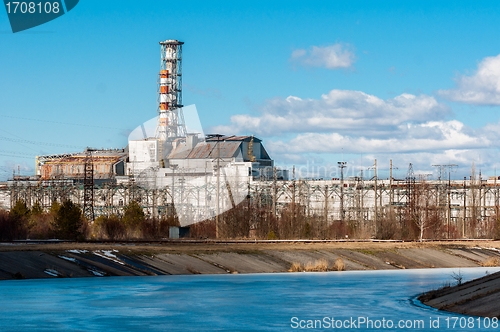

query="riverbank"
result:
[419,267,500,318]
[1,240,499,280]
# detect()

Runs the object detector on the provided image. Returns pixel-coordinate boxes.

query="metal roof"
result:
[205,135,262,143]
[37,149,127,163]
[184,142,214,159]
[168,143,192,159]
[207,141,241,158]
[169,141,242,160]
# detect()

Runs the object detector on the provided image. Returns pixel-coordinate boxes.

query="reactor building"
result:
[32,39,275,225]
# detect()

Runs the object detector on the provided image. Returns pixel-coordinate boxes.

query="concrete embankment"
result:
[419,266,500,317]
[0,241,499,280]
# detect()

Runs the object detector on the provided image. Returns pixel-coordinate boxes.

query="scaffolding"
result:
[83,148,95,221]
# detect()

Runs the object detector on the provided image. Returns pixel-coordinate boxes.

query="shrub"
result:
[54,200,83,240]
[141,218,159,239]
[6,200,30,240]
[189,219,215,239]
[0,209,14,241]
[267,230,277,240]
[123,201,145,231]
[332,258,345,271]
[93,215,126,240]
[103,215,126,240]
[28,213,55,239]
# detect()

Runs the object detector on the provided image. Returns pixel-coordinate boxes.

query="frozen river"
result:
[0,267,498,331]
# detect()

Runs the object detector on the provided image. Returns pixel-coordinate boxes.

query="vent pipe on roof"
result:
[186,134,198,150]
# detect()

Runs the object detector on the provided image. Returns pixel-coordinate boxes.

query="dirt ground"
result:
[1,239,498,254]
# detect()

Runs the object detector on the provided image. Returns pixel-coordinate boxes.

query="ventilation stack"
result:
[156,39,187,165]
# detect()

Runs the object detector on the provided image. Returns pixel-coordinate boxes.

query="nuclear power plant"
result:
[2,40,500,240]
[3,40,276,228]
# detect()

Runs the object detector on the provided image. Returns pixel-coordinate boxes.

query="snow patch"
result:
[66,249,89,254]
[58,255,77,263]
[88,269,105,277]
[44,269,60,277]
[93,250,124,265]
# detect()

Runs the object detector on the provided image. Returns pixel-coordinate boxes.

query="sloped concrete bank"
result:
[419,267,500,317]
[0,241,499,280]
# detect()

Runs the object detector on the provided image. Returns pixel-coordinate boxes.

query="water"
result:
[0,268,498,331]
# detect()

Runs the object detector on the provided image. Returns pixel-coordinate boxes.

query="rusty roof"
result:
[41,155,126,165]
[38,149,127,162]
[185,142,215,159]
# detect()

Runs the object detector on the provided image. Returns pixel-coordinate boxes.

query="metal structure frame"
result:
[157,40,187,143]
[5,173,500,239]
[83,148,95,221]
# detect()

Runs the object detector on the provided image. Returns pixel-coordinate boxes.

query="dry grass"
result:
[313,258,329,272]
[303,262,315,271]
[332,258,345,271]
[480,257,500,267]
[288,262,303,272]
[290,259,330,272]
[289,259,329,272]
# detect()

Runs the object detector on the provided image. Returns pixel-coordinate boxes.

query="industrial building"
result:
[36,149,127,182]
[18,39,276,226]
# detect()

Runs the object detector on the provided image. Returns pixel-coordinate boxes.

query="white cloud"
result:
[267,120,487,155]
[291,44,355,69]
[210,88,500,178]
[438,54,500,105]
[212,90,450,137]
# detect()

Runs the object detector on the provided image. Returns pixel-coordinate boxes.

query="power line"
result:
[0,127,43,153]
[0,135,84,149]
[0,114,123,130]
[0,154,33,159]
[0,150,36,157]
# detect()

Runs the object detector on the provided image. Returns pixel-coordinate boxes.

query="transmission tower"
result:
[432,164,457,238]
[83,148,95,221]
[406,163,416,216]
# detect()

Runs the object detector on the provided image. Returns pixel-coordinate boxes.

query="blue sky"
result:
[2,1,500,180]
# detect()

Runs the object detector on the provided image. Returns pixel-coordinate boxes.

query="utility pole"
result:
[432,164,457,238]
[324,184,329,232]
[338,161,347,222]
[272,166,277,218]
[406,163,415,225]
[214,135,222,239]
[171,164,178,218]
[373,159,377,231]
[292,165,296,236]
[389,159,398,207]
[463,176,466,238]
[495,171,499,230]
